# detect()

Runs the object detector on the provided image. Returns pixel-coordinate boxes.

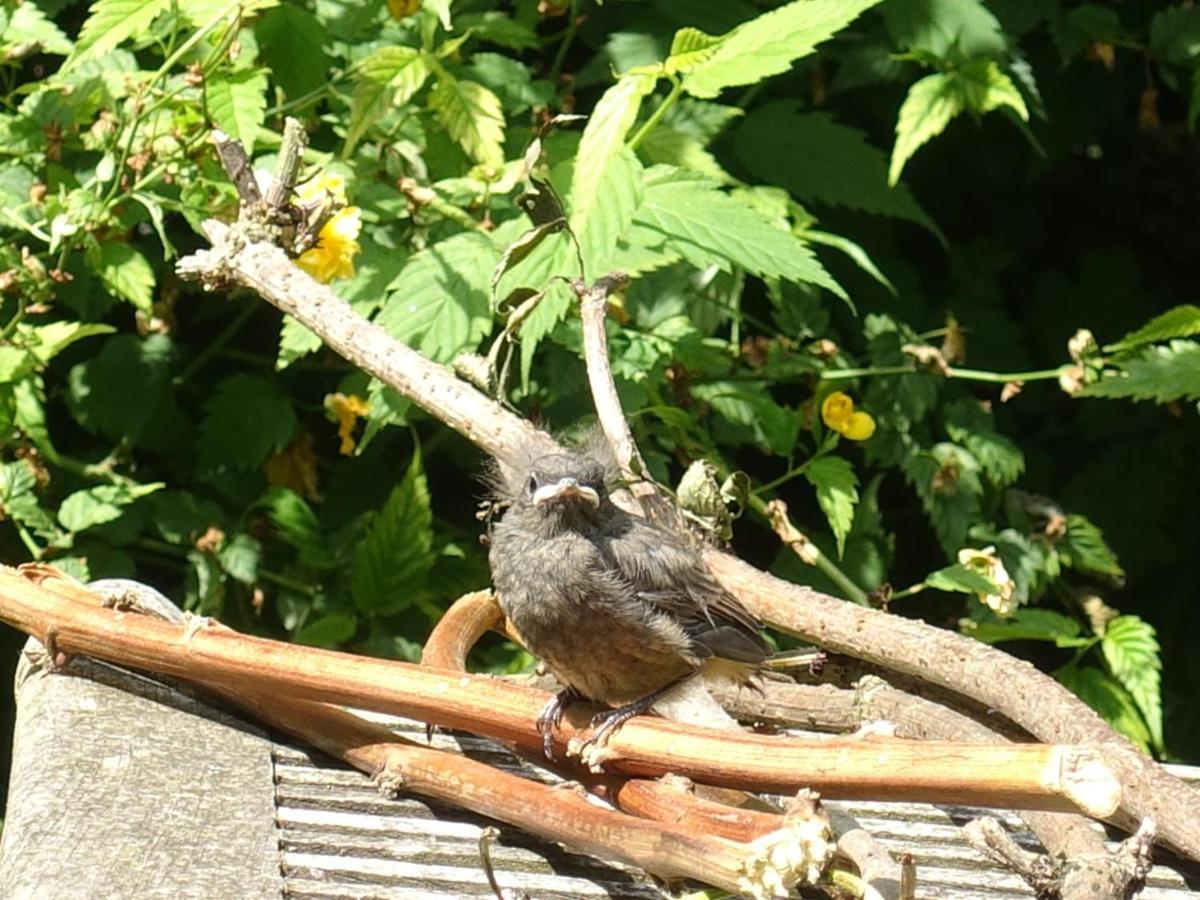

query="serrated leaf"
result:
[257,4,331,102]
[344,46,429,155]
[904,443,983,555]
[197,374,298,472]
[966,608,1083,645]
[635,166,845,298]
[67,333,174,442]
[217,532,261,584]
[377,232,497,363]
[663,27,724,76]
[21,321,114,364]
[804,455,859,556]
[735,103,939,235]
[91,241,155,310]
[638,122,732,184]
[0,347,35,383]
[569,72,655,269]
[350,453,433,614]
[1082,339,1200,403]
[206,68,268,154]
[261,487,337,569]
[882,0,1007,58]
[1101,615,1163,751]
[277,315,322,369]
[1056,664,1153,752]
[295,613,356,647]
[429,76,505,170]
[3,2,73,56]
[574,146,644,277]
[682,0,884,99]
[67,0,169,68]
[943,398,1024,487]
[1057,514,1124,580]
[691,381,798,456]
[1106,304,1200,351]
[0,460,49,535]
[925,562,999,596]
[58,482,164,533]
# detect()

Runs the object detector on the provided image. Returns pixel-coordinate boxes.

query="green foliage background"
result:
[2,0,1199,810]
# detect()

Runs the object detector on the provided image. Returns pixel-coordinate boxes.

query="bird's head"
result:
[522,453,608,520]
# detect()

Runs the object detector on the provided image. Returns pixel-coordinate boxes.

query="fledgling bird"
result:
[487,435,769,758]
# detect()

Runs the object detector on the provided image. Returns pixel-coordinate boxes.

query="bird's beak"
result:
[533,477,600,508]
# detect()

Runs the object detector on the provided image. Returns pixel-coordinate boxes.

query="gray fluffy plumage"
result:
[487,435,768,711]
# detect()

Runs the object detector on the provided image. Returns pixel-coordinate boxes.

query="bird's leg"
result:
[536,686,583,760]
[581,676,690,754]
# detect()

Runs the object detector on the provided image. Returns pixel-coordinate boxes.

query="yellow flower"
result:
[820,391,876,442]
[387,0,421,18]
[328,392,371,455]
[295,171,347,205]
[296,207,361,283]
[957,546,1017,616]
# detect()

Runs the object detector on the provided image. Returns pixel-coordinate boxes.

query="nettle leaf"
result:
[925,562,998,596]
[344,46,430,155]
[67,333,174,442]
[262,487,337,570]
[90,241,155,310]
[681,0,886,99]
[217,532,261,584]
[428,76,505,170]
[3,2,73,56]
[1082,339,1200,403]
[575,147,645,277]
[22,322,115,364]
[1057,513,1124,580]
[967,609,1084,646]
[350,453,434,614]
[904,443,983,556]
[197,374,298,472]
[803,455,859,557]
[0,460,53,535]
[58,482,164,534]
[1106,304,1200,352]
[569,72,655,266]
[1056,664,1153,752]
[377,232,497,363]
[943,398,1024,487]
[634,166,844,298]
[1102,615,1164,752]
[206,68,269,154]
[882,0,1007,58]
[663,27,725,76]
[256,4,332,102]
[690,381,798,455]
[67,0,169,68]
[734,102,939,235]
[889,60,1028,185]
[638,123,731,184]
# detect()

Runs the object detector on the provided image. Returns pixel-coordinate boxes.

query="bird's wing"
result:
[604,523,769,664]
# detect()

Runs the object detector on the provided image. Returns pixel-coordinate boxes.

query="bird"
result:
[486,434,769,758]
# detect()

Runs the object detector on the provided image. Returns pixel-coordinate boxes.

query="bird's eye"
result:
[526,475,538,494]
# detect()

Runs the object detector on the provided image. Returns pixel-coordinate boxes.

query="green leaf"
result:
[966,609,1084,646]
[428,76,505,170]
[804,455,859,557]
[681,0,885,99]
[1057,514,1124,580]
[691,381,798,456]
[217,532,261,584]
[350,453,434,614]
[90,242,155,310]
[662,27,725,76]
[1149,5,1200,68]
[574,147,644,277]
[1082,339,1200,403]
[634,166,845,297]
[925,562,999,596]
[21,322,115,364]
[256,4,331,102]
[904,443,983,555]
[734,103,939,235]
[295,613,357,647]
[277,315,323,369]
[261,487,337,570]
[882,0,1007,58]
[1106,304,1200,351]
[803,230,897,295]
[67,334,174,442]
[377,232,497,363]
[1101,615,1163,752]
[344,46,429,155]
[197,374,298,472]
[569,73,655,267]
[1056,664,1153,752]
[58,482,164,533]
[0,460,50,535]
[0,347,34,383]
[638,122,732,184]
[67,0,169,68]
[943,398,1024,487]
[2,2,73,56]
[206,68,269,154]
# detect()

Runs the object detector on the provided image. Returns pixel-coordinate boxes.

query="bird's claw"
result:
[536,687,580,760]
